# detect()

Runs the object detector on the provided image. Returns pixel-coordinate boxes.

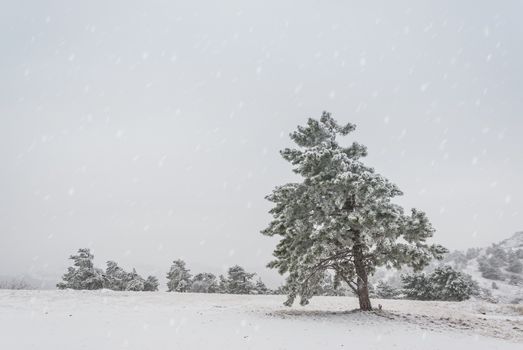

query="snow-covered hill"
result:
[499,231,523,250]
[440,231,523,304]
[0,290,521,349]
[371,231,523,304]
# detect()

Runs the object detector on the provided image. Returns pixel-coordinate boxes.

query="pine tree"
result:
[144,276,159,291]
[190,273,218,293]
[217,274,228,293]
[401,273,431,300]
[57,248,104,290]
[262,113,447,310]
[223,265,256,294]
[166,259,192,292]
[375,280,400,299]
[254,278,269,295]
[428,265,477,301]
[125,268,145,291]
[402,265,477,301]
[104,261,128,290]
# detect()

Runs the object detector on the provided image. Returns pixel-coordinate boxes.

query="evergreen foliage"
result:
[375,280,401,299]
[400,273,431,300]
[262,112,446,310]
[402,265,478,301]
[191,273,218,293]
[104,261,129,290]
[143,276,160,291]
[57,249,157,292]
[478,257,505,280]
[166,259,192,292]
[57,248,104,290]
[218,274,228,293]
[221,265,256,294]
[253,278,269,295]
[507,252,523,274]
[125,268,145,291]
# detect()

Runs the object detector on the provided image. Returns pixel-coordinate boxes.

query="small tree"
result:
[144,276,159,291]
[401,273,431,300]
[429,265,478,301]
[191,273,218,293]
[166,259,192,292]
[262,113,446,310]
[375,281,400,299]
[57,248,104,290]
[254,278,269,295]
[104,261,128,290]
[125,268,145,291]
[222,265,256,294]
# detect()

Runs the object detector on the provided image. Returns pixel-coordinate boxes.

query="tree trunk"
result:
[352,231,372,311]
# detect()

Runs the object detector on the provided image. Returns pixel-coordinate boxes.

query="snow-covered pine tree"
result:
[402,265,477,301]
[223,265,256,294]
[144,276,159,291]
[104,260,128,290]
[57,248,104,290]
[125,268,145,291]
[190,273,218,293]
[429,265,478,301]
[254,278,269,295]
[166,259,192,292]
[375,280,400,299]
[401,273,431,300]
[262,113,447,310]
[217,274,228,293]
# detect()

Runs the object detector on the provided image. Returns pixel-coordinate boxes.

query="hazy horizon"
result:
[1,1,522,287]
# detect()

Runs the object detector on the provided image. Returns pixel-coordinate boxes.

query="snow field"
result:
[0,290,521,349]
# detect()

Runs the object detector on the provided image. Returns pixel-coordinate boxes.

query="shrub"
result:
[402,265,478,301]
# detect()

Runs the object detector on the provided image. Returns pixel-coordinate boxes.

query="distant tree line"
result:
[0,278,35,290]
[165,259,269,294]
[56,249,270,295]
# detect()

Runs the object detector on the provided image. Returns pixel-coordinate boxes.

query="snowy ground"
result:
[0,290,521,349]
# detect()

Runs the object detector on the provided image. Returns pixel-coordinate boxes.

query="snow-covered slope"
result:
[499,231,523,249]
[0,290,521,349]
[441,231,523,304]
[372,231,523,304]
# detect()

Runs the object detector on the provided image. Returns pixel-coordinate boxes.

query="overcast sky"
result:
[1,1,522,287]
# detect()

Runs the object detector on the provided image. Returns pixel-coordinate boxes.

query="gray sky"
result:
[1,1,522,287]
